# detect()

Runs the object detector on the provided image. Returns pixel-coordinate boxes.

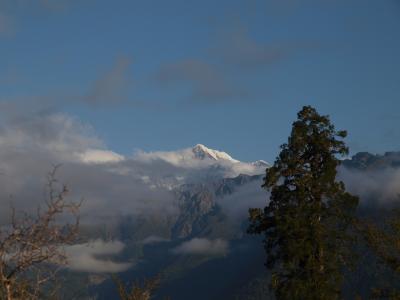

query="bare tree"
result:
[0,166,81,300]
[113,275,163,300]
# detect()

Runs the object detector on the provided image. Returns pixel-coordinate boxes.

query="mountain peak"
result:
[192,144,239,163]
[251,160,270,168]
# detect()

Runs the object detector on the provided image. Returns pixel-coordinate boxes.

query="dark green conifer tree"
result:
[248,106,359,300]
[356,208,400,299]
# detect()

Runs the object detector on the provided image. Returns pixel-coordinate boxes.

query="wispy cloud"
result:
[171,238,229,256]
[0,57,134,115]
[37,0,69,12]
[155,59,248,103]
[140,235,170,245]
[212,26,320,70]
[84,57,133,106]
[217,179,266,221]
[0,12,14,36]
[338,166,400,205]
[152,24,319,105]
[0,0,70,37]
[0,112,102,159]
[79,149,124,164]
[65,239,132,273]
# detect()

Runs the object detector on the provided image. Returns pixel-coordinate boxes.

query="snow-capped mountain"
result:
[135,144,266,168]
[251,160,270,168]
[191,144,239,163]
[108,144,269,190]
[133,144,268,181]
[75,144,269,190]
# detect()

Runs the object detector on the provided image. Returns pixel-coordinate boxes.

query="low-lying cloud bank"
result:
[65,239,132,273]
[338,166,400,205]
[133,145,265,180]
[0,113,180,223]
[0,112,265,224]
[217,179,266,221]
[171,238,229,256]
[0,112,400,231]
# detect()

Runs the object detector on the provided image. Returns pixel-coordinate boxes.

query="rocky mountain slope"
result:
[343,151,400,170]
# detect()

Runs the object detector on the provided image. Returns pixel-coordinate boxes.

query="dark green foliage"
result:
[248,106,359,300]
[356,208,400,299]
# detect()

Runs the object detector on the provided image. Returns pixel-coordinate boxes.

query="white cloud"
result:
[171,238,229,256]
[217,179,266,221]
[78,149,124,164]
[3,110,400,238]
[65,239,132,273]
[0,113,103,161]
[338,166,400,204]
[0,113,178,223]
[133,148,206,167]
[140,235,170,245]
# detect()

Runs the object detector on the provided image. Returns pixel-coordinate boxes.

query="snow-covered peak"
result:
[251,160,270,168]
[133,144,269,183]
[192,144,239,163]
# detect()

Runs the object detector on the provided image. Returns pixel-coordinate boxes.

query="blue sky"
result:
[0,0,399,162]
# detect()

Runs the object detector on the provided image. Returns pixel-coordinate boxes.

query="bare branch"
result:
[0,166,81,300]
